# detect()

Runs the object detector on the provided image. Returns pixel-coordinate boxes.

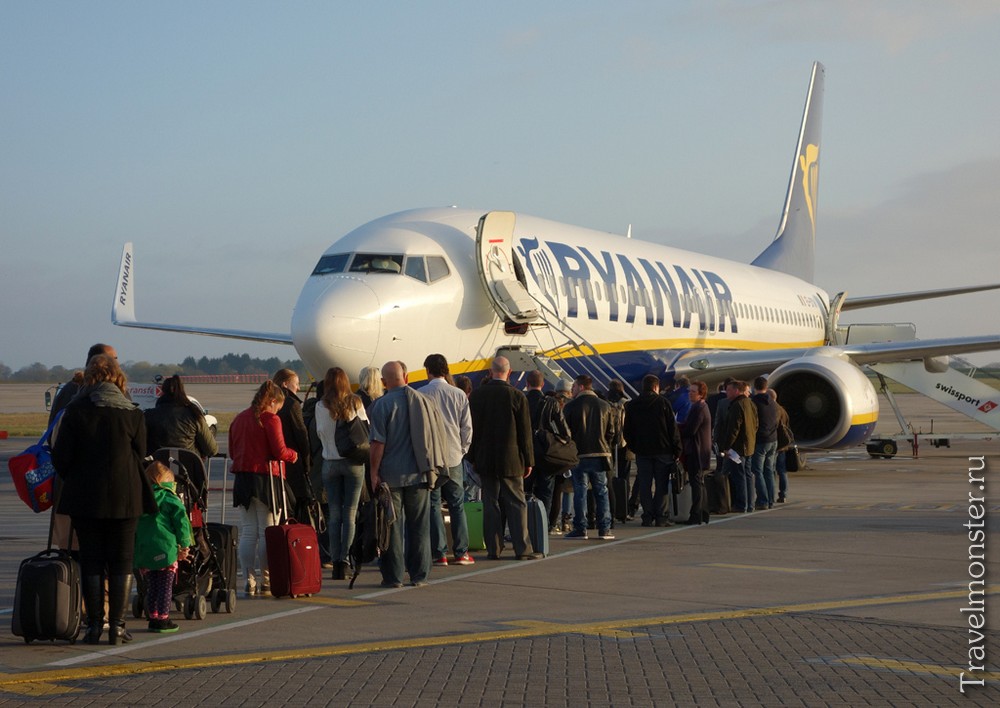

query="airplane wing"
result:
[671,335,1000,378]
[112,242,293,345]
[840,283,1000,310]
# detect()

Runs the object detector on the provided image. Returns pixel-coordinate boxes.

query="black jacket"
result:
[564,391,617,460]
[679,399,712,472]
[145,398,218,458]
[468,380,534,478]
[52,385,152,520]
[277,388,313,502]
[752,392,778,444]
[623,392,681,458]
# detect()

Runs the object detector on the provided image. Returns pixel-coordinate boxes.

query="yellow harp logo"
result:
[799,143,819,236]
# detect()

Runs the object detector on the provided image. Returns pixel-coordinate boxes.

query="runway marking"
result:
[295,595,373,608]
[821,656,1000,681]
[703,563,824,574]
[3,587,996,697]
[46,605,319,668]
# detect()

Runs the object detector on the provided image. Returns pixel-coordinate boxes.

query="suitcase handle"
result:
[267,461,288,524]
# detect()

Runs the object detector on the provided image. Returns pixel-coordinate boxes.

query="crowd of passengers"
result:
[226,356,794,590]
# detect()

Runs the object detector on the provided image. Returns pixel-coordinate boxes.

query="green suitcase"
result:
[465,501,486,551]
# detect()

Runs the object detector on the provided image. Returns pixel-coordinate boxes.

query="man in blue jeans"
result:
[421,354,475,566]
[563,375,618,540]
[369,361,432,588]
[750,376,778,509]
[718,380,758,513]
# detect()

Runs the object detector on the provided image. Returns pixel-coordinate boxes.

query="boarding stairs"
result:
[476,211,639,398]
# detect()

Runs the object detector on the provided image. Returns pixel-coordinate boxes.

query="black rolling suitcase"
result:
[207,523,239,596]
[706,472,731,515]
[12,515,82,644]
[612,477,629,522]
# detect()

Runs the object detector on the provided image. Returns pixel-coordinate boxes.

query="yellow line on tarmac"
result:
[705,563,820,574]
[1,587,995,696]
[832,656,1000,682]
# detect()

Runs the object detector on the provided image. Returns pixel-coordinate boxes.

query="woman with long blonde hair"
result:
[314,367,368,579]
[356,365,384,414]
[228,380,299,596]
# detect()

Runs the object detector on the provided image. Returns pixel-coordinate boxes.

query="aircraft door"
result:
[475,211,540,324]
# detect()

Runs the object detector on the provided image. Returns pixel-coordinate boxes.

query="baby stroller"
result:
[132,448,238,621]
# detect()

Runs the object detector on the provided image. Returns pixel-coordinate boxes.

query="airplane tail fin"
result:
[751,61,825,284]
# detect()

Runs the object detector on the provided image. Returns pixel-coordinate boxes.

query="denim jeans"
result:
[462,459,481,502]
[322,458,366,564]
[751,440,777,508]
[723,454,754,512]
[382,484,431,586]
[572,457,611,533]
[633,454,673,524]
[775,451,788,500]
[430,465,469,559]
[526,469,556,520]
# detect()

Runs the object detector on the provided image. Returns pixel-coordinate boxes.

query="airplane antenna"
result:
[626,224,632,239]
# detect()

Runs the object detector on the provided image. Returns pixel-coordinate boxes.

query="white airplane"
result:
[113,62,1000,450]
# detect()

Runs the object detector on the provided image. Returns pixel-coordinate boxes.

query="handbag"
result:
[335,415,371,465]
[785,445,802,472]
[8,412,63,513]
[537,430,579,472]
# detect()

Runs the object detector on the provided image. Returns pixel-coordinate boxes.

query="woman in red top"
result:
[229,381,298,596]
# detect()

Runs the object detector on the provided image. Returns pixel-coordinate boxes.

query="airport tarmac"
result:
[0,395,997,705]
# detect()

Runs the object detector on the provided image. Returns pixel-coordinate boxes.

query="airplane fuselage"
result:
[290,207,828,386]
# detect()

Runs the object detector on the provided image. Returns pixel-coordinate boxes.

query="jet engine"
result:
[768,350,879,449]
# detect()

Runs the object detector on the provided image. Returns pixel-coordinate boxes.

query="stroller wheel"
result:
[132,595,144,619]
[225,589,237,614]
[194,594,208,620]
[210,589,223,614]
[183,596,195,620]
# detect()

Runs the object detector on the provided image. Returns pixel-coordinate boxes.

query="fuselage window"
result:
[349,253,404,274]
[311,253,350,276]
[404,256,427,282]
[427,256,450,282]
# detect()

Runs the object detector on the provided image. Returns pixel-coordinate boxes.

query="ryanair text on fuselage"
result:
[519,237,738,332]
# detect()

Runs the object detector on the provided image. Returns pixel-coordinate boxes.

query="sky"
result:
[2,1,1000,373]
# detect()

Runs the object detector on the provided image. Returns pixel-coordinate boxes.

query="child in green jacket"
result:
[134,461,193,633]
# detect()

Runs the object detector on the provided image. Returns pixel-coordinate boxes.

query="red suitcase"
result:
[265,462,322,598]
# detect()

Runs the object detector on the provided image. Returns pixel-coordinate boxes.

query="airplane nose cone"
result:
[291,277,380,378]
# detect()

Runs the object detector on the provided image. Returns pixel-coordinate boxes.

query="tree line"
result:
[0,353,309,384]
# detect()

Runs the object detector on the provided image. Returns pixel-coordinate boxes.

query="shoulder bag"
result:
[8,412,63,513]
[335,415,371,465]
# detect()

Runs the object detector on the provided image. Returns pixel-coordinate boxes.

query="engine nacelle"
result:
[768,350,879,449]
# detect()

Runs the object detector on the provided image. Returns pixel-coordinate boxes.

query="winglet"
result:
[110,241,293,344]
[752,61,825,284]
[113,242,136,324]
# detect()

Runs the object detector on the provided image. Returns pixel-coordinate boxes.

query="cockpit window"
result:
[349,253,404,274]
[404,256,427,282]
[311,253,350,275]
[427,256,449,282]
